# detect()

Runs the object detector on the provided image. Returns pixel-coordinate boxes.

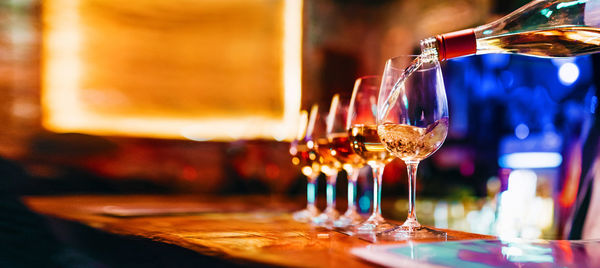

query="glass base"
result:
[333,208,364,228]
[353,215,397,235]
[311,207,340,228]
[382,225,447,240]
[292,206,320,223]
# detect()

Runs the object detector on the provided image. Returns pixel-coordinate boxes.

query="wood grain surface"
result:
[24,195,495,267]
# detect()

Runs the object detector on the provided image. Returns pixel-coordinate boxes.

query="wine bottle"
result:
[420,0,600,61]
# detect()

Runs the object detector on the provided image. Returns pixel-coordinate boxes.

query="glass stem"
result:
[307,174,318,210]
[369,164,384,220]
[326,172,337,209]
[405,160,420,226]
[347,168,359,211]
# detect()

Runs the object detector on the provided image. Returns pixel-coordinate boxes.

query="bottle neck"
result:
[419,37,439,63]
[421,28,477,61]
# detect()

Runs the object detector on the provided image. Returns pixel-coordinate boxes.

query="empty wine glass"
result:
[377,55,449,239]
[290,107,320,222]
[311,104,342,227]
[348,76,396,234]
[326,94,367,228]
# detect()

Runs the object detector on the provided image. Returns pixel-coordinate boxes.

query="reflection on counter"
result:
[352,239,600,267]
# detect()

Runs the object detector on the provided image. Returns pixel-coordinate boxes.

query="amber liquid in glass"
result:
[316,138,340,169]
[348,125,394,164]
[329,133,364,167]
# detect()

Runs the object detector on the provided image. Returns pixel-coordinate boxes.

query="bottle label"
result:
[436,29,477,60]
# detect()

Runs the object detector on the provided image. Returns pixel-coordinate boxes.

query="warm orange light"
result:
[42,0,302,141]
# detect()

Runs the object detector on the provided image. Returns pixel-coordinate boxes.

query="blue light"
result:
[514,124,529,140]
[482,30,493,35]
[500,71,515,88]
[348,182,355,202]
[307,183,316,204]
[326,183,334,204]
[359,195,371,213]
[558,62,579,86]
[482,54,510,69]
[498,152,563,169]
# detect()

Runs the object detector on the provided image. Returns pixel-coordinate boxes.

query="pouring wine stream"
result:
[378,55,423,123]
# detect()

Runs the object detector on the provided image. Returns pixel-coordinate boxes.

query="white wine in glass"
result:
[311,104,341,227]
[290,108,321,222]
[327,94,366,229]
[348,76,396,234]
[377,55,449,239]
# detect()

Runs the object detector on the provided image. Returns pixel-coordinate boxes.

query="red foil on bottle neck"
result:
[435,29,476,61]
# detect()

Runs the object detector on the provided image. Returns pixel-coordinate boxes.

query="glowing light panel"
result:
[498,152,563,169]
[42,0,302,141]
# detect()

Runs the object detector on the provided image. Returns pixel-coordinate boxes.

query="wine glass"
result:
[327,94,366,228]
[311,104,341,227]
[377,55,449,239]
[347,76,396,234]
[290,107,320,222]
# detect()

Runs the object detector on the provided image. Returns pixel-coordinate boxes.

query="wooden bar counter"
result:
[23,195,494,267]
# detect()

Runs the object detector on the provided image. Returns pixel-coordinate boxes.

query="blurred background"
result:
[0,0,597,240]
